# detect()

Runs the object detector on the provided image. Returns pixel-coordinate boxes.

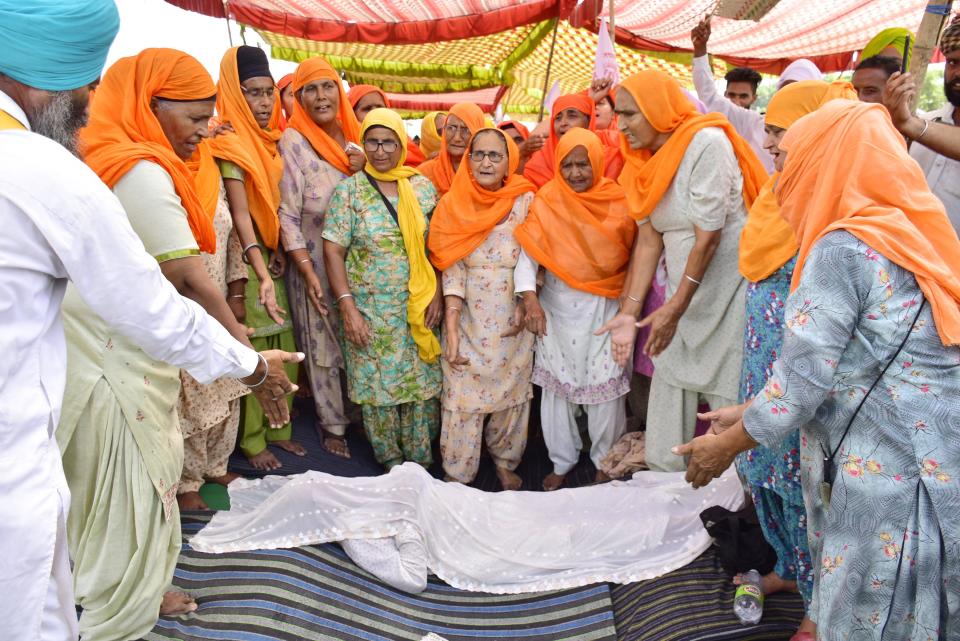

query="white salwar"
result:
[0,91,259,641]
[191,463,745,593]
[514,251,629,474]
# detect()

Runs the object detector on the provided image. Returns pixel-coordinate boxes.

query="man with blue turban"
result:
[0,2,300,639]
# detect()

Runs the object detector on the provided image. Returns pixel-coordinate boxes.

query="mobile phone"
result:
[901,36,911,74]
[345,141,363,154]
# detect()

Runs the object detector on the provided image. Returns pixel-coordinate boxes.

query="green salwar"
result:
[361,398,439,466]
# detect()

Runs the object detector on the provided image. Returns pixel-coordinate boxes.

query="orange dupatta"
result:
[206,47,284,249]
[498,120,530,140]
[778,100,960,346]
[523,93,623,188]
[418,102,485,195]
[288,57,360,175]
[515,128,636,298]
[276,72,294,130]
[427,128,535,270]
[617,70,767,221]
[739,80,857,282]
[81,48,220,252]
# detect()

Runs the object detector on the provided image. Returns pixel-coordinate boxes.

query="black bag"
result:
[699,503,778,577]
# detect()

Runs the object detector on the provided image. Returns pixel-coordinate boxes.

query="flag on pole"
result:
[593,17,620,85]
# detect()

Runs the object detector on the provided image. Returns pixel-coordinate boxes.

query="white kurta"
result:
[691,55,774,175]
[0,95,259,641]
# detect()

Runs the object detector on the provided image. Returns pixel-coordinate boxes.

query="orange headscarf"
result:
[428,128,535,270]
[277,72,294,130]
[288,57,360,175]
[498,120,530,140]
[739,80,857,282]
[418,102,485,195]
[523,93,623,188]
[778,100,960,346]
[81,48,220,253]
[346,84,424,167]
[206,47,284,249]
[515,128,636,298]
[617,70,768,221]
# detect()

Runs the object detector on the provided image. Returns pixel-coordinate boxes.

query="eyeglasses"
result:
[444,124,472,139]
[469,150,505,163]
[363,139,400,153]
[240,86,276,100]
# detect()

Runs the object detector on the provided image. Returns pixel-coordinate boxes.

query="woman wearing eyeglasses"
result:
[277,57,366,461]
[427,128,536,490]
[323,108,444,470]
[418,102,486,195]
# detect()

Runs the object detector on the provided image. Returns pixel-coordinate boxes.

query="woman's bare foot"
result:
[272,439,307,456]
[594,470,611,484]
[177,492,208,511]
[206,471,241,486]
[247,449,282,471]
[496,467,522,491]
[320,430,351,458]
[160,591,197,615]
[734,571,798,595]
[542,472,566,491]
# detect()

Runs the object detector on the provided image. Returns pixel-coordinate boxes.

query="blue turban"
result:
[0,0,120,91]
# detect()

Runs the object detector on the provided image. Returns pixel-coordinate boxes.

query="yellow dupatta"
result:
[361,108,440,362]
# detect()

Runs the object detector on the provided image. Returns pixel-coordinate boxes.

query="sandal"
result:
[319,427,351,459]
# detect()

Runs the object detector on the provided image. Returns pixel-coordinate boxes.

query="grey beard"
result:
[29,91,86,157]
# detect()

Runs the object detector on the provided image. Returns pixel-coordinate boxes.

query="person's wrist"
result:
[239,352,268,387]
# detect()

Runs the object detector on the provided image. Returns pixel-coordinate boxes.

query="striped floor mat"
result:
[611,548,805,641]
[144,514,617,641]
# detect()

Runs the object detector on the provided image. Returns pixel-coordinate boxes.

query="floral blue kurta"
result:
[737,256,813,604]
[743,231,960,641]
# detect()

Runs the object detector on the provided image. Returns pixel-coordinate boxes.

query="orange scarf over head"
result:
[277,72,294,131]
[428,128,535,270]
[81,48,220,252]
[418,102,485,195]
[498,120,530,140]
[779,100,960,346]
[739,80,857,282]
[206,47,284,249]
[288,57,360,175]
[346,84,425,167]
[523,93,623,188]
[515,128,636,298]
[617,70,768,221]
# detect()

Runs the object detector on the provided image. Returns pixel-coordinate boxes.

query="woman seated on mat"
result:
[676,100,960,641]
[323,108,443,471]
[427,127,536,490]
[514,128,636,490]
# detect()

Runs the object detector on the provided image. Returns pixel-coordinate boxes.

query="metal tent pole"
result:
[537,18,561,122]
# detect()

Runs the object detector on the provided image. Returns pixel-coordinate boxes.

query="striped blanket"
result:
[144,514,617,641]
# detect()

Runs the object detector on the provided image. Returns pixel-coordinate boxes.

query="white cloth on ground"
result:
[0,90,259,640]
[541,389,626,475]
[190,462,744,594]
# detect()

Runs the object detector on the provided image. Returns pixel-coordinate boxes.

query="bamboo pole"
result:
[223,0,234,47]
[608,0,615,40]
[908,0,954,106]
[537,18,561,122]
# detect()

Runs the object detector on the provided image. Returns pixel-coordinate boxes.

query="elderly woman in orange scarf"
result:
[701,80,856,640]
[599,70,767,474]
[323,108,443,470]
[514,128,636,490]
[522,93,624,188]
[418,102,485,194]
[277,72,295,128]
[59,49,299,640]
[278,57,366,460]
[427,127,536,490]
[207,45,303,474]
[675,100,960,641]
[348,84,425,166]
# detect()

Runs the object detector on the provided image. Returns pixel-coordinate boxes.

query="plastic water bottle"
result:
[733,569,764,625]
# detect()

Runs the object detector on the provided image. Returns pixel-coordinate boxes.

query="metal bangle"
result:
[684,273,702,286]
[626,294,643,304]
[916,118,930,140]
[336,293,354,304]
[229,294,245,299]
[447,306,462,313]
[297,257,312,264]
[241,242,264,265]
[242,352,269,388]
